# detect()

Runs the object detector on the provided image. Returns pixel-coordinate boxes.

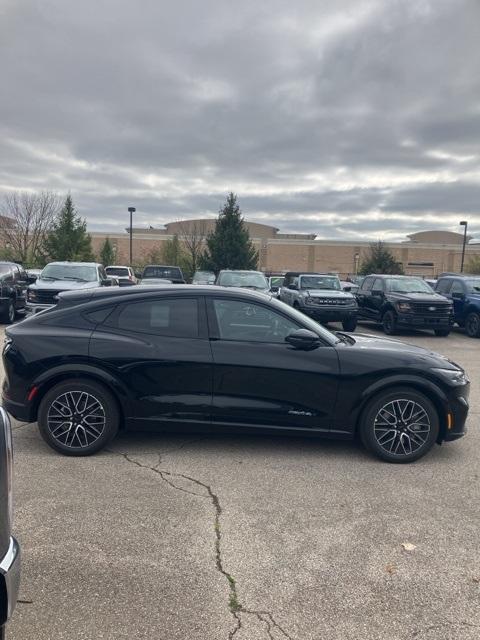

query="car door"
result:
[206,295,339,431]
[89,295,213,428]
[370,278,386,320]
[356,276,375,319]
[450,280,467,323]
[14,265,27,309]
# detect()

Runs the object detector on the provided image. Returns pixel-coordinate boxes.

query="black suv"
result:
[0,262,28,324]
[141,265,186,284]
[0,408,20,639]
[356,275,453,336]
[1,286,469,463]
[435,275,480,338]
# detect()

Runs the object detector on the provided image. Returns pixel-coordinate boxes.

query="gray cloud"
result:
[1,0,479,241]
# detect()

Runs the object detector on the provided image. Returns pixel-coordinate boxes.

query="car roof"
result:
[55,284,273,308]
[0,261,19,266]
[368,274,419,279]
[46,261,101,267]
[106,265,131,269]
[284,271,338,277]
[218,270,265,274]
[143,264,181,269]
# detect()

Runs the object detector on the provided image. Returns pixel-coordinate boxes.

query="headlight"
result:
[27,290,37,301]
[304,297,315,305]
[397,302,412,312]
[431,368,469,385]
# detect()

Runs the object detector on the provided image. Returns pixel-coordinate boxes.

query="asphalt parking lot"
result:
[2,322,480,640]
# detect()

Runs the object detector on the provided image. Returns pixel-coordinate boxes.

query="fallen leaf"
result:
[401,542,417,552]
[472,577,480,584]
[385,563,397,574]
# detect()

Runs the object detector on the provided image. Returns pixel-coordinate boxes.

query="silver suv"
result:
[279,272,358,331]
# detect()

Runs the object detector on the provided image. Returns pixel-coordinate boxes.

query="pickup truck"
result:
[356,274,453,336]
[435,274,480,337]
[0,407,20,639]
[279,272,358,331]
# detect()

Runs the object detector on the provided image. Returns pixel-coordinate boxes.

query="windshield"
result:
[218,272,269,289]
[385,278,434,294]
[106,267,129,277]
[300,275,341,290]
[0,265,12,275]
[41,264,97,282]
[143,266,182,279]
[193,271,215,283]
[466,279,480,293]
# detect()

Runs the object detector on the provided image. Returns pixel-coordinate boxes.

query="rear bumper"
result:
[0,537,20,625]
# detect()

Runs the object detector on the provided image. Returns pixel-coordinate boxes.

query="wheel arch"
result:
[354,376,449,443]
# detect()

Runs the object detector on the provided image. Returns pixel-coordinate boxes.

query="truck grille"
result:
[410,302,451,317]
[36,290,62,304]
[309,298,351,305]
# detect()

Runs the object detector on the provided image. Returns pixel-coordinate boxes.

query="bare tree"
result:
[176,219,207,277]
[0,191,61,266]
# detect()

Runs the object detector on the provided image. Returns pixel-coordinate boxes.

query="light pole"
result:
[460,220,468,273]
[354,252,360,276]
[128,207,136,266]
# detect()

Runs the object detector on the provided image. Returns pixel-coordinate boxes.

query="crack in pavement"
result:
[108,445,295,640]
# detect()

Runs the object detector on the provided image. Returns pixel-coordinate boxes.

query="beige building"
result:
[90,220,480,277]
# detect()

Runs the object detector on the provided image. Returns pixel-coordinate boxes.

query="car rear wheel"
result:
[465,312,480,338]
[359,387,439,463]
[382,310,398,335]
[342,317,357,332]
[38,380,119,456]
[1,299,15,324]
[434,329,450,337]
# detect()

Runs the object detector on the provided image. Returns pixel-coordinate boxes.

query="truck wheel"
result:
[38,379,119,456]
[465,312,480,338]
[342,317,357,332]
[359,387,439,463]
[293,301,300,309]
[1,299,15,324]
[382,310,398,335]
[434,329,450,337]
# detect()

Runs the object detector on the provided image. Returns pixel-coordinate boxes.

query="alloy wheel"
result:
[47,391,106,448]
[8,301,15,324]
[373,399,431,456]
[466,313,480,337]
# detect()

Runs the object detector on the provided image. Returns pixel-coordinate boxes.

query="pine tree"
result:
[358,241,404,275]
[99,237,115,266]
[43,195,94,262]
[200,193,258,272]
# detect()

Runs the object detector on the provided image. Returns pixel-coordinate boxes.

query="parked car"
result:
[26,262,115,315]
[216,270,270,294]
[279,272,358,331]
[142,265,186,284]
[192,271,216,285]
[0,407,20,639]
[356,275,453,336]
[105,265,137,286]
[0,262,28,324]
[435,274,480,337]
[1,286,469,463]
[138,278,172,285]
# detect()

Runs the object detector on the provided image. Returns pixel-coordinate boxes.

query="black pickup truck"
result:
[0,407,20,639]
[356,274,453,336]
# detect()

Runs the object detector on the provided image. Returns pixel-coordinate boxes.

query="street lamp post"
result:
[354,252,360,276]
[460,220,468,273]
[128,207,136,266]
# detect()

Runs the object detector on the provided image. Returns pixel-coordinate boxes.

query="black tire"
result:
[465,312,480,338]
[342,317,357,332]
[382,310,398,335]
[1,299,15,325]
[38,379,119,456]
[434,329,450,337]
[359,387,439,463]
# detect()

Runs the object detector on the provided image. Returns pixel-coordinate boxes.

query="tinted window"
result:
[85,307,115,325]
[217,272,268,289]
[0,265,12,275]
[106,267,130,277]
[117,298,198,338]
[42,264,97,282]
[213,299,300,343]
[450,281,465,295]
[465,278,480,293]
[372,278,384,292]
[361,277,374,291]
[143,266,183,280]
[299,275,341,290]
[385,278,433,293]
[436,279,452,294]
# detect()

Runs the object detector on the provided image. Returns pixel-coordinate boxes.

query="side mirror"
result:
[285,329,321,350]
[452,291,465,300]
[343,285,352,292]
[371,289,383,296]
[103,278,114,287]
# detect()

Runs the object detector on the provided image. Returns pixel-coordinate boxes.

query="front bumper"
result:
[301,305,358,322]
[26,303,54,315]
[0,537,20,625]
[443,384,470,442]
[396,313,453,328]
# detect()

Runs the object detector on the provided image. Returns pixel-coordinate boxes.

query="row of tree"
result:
[2,190,479,275]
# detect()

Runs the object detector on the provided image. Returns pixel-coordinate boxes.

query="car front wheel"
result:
[465,312,480,338]
[1,299,15,324]
[38,379,119,456]
[359,387,439,463]
[382,310,398,335]
[342,317,357,332]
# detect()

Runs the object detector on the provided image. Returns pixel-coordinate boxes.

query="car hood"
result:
[387,291,449,303]
[303,289,354,299]
[339,332,460,370]
[30,279,99,291]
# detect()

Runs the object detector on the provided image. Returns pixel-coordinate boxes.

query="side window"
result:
[291,277,299,289]
[450,281,465,296]
[361,277,374,291]
[117,298,199,338]
[98,266,107,281]
[213,299,300,343]
[436,279,452,294]
[372,278,384,292]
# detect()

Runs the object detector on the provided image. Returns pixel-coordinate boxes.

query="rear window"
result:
[143,266,183,280]
[116,298,198,338]
[106,267,129,277]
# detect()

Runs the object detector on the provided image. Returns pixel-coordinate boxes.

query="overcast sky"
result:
[1,0,479,240]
